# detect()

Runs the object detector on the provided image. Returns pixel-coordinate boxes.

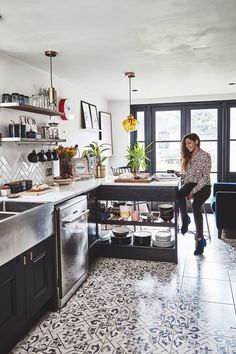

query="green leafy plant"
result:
[84,141,110,166]
[126,142,152,173]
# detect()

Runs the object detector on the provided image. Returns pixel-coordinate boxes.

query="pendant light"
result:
[45,50,57,111]
[122,72,139,133]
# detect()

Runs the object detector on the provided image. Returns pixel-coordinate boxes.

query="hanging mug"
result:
[37,150,47,162]
[52,149,59,160]
[28,150,38,163]
[45,149,53,161]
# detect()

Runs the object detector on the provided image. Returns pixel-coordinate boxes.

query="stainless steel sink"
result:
[0,201,54,267]
[0,200,41,213]
[0,212,17,221]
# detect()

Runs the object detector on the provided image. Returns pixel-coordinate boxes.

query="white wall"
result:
[0,53,108,150]
[0,53,109,183]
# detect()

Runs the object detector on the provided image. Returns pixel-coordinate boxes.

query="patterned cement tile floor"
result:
[11,215,236,354]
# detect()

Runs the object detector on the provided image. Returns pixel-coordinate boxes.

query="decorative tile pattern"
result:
[0,145,53,184]
[11,215,236,354]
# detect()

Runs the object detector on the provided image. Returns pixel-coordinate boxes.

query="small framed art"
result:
[90,104,99,130]
[99,111,113,156]
[81,101,92,129]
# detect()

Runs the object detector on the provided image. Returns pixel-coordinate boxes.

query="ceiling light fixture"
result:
[122,72,139,133]
[45,50,57,111]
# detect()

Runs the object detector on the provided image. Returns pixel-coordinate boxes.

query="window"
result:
[230,107,236,172]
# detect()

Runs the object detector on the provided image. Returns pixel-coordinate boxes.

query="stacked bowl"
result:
[158,204,174,222]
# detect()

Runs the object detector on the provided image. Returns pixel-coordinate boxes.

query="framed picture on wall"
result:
[99,111,113,156]
[90,104,99,130]
[81,101,92,128]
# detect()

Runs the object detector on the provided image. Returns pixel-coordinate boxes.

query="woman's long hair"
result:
[181,133,200,172]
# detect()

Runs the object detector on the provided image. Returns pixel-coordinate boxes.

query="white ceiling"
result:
[1,0,236,100]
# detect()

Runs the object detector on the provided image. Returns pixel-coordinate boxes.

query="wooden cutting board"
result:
[114,178,152,183]
[21,187,55,196]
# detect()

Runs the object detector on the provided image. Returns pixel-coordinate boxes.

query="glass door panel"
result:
[200,141,218,172]
[136,111,145,142]
[155,111,181,140]
[155,142,181,172]
[229,108,236,172]
[191,109,218,139]
[155,110,181,172]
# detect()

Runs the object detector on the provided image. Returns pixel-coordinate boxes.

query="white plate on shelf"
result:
[153,238,175,248]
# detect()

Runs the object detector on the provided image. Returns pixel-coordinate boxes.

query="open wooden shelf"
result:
[0,102,63,116]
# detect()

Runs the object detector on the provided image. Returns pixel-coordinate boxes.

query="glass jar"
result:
[48,122,60,139]
[2,93,12,103]
[42,125,50,139]
[11,93,20,103]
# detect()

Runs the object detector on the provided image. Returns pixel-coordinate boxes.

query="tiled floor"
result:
[11,215,236,354]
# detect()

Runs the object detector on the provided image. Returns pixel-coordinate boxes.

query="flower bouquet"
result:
[55,145,77,179]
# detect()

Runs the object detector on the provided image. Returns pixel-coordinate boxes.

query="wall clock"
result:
[59,98,76,120]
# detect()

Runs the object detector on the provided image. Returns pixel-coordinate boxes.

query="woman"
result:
[178,133,211,255]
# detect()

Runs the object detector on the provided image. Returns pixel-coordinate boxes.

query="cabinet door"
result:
[25,236,55,319]
[0,257,26,352]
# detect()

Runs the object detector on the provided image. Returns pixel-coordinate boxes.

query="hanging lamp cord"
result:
[129,76,132,116]
[50,56,53,88]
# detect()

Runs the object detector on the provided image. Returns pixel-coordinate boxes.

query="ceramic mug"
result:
[52,149,59,160]
[37,150,47,162]
[27,150,38,163]
[45,149,53,161]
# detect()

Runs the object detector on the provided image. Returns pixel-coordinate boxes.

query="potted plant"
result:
[85,141,110,178]
[126,142,152,174]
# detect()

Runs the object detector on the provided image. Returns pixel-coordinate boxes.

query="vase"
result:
[60,158,73,178]
[95,165,106,178]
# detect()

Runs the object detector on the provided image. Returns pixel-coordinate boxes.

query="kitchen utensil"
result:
[45,149,53,161]
[37,150,47,162]
[28,150,38,163]
[155,230,171,242]
[153,238,175,248]
[111,234,132,245]
[5,182,22,194]
[52,149,59,160]
[133,231,152,246]
[112,226,130,237]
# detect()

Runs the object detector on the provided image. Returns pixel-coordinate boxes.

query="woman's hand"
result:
[174,171,181,177]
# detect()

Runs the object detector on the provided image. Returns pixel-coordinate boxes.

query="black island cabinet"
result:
[96,183,179,264]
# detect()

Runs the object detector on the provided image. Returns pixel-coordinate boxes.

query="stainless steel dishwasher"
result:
[55,195,89,308]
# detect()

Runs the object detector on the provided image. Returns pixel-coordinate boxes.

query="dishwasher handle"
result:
[61,209,89,225]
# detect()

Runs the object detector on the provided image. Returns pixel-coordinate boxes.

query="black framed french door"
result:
[131,101,226,182]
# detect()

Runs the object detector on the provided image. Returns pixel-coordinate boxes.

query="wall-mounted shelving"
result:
[0,103,63,116]
[0,137,66,144]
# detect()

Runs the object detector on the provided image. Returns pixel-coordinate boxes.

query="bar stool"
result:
[188,203,211,242]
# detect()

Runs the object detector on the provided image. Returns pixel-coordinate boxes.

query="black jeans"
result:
[178,183,211,239]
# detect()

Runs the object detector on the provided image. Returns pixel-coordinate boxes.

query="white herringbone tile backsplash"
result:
[0,144,54,185]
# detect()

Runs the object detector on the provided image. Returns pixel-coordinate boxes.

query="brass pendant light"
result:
[122,71,139,133]
[45,50,57,111]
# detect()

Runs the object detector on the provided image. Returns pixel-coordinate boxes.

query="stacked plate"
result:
[153,230,175,247]
[99,231,111,242]
[133,231,152,246]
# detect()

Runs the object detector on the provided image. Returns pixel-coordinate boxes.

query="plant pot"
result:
[95,165,106,178]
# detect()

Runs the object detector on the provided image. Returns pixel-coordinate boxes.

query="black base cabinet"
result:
[0,235,56,354]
